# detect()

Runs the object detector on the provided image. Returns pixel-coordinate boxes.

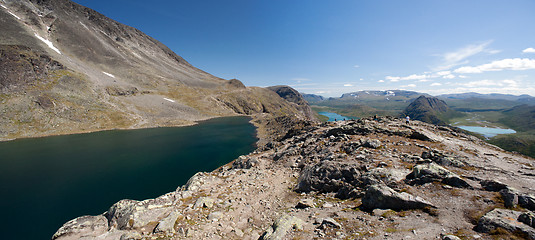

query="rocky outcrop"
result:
[54,117,535,239]
[406,162,472,188]
[476,209,535,239]
[361,184,435,211]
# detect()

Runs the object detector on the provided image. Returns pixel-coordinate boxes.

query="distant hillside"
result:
[403,95,461,125]
[499,104,535,132]
[439,92,535,102]
[302,93,324,103]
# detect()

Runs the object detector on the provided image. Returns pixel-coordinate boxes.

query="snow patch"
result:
[79,21,89,30]
[0,4,7,9]
[163,98,175,103]
[102,72,115,78]
[34,33,61,54]
[386,91,396,96]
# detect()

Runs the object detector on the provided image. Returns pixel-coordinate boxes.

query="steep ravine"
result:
[54,117,535,240]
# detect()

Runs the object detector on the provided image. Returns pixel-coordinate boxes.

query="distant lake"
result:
[0,117,257,240]
[457,125,516,138]
[319,112,355,121]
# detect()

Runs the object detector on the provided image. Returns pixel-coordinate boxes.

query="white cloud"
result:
[386,76,400,82]
[292,78,311,83]
[378,80,385,83]
[442,74,455,79]
[386,74,430,82]
[344,84,353,87]
[459,75,468,78]
[402,84,416,88]
[454,58,535,73]
[436,71,451,76]
[353,65,360,68]
[435,41,492,70]
[418,79,431,82]
[523,48,535,53]
[431,83,442,86]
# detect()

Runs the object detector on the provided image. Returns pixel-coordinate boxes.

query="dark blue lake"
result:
[0,117,257,240]
[318,112,355,121]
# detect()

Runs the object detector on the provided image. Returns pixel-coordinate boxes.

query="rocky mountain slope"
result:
[54,117,535,240]
[0,0,314,141]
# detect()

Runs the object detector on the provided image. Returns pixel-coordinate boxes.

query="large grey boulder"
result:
[260,214,304,240]
[52,215,108,240]
[361,184,435,211]
[296,160,362,194]
[475,208,535,239]
[405,162,472,188]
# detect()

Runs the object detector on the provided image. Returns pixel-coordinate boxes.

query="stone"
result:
[361,184,435,211]
[406,162,472,189]
[119,232,143,240]
[295,199,315,209]
[296,160,361,195]
[232,155,258,169]
[363,139,382,149]
[480,179,508,192]
[442,234,461,240]
[194,197,214,209]
[260,214,304,240]
[320,217,342,229]
[208,211,224,221]
[475,208,535,238]
[52,215,108,240]
[154,211,182,233]
[500,187,535,210]
[518,211,535,228]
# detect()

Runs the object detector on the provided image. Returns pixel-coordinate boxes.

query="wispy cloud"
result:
[291,78,311,83]
[431,83,442,86]
[454,58,535,73]
[434,41,493,71]
[523,48,535,53]
[353,65,360,68]
[344,83,353,87]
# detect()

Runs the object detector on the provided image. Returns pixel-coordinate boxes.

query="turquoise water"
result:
[458,125,516,138]
[0,117,257,240]
[318,112,354,121]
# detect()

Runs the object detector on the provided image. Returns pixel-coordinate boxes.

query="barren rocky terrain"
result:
[54,117,535,240]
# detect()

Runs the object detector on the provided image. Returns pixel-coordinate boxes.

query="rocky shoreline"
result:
[53,116,535,240]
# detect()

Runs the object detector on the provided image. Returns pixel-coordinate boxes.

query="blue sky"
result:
[74,0,535,97]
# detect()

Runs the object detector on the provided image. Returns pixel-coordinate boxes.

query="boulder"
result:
[519,212,535,228]
[362,139,382,149]
[475,208,535,238]
[406,162,472,188]
[442,235,461,240]
[194,197,214,209]
[320,217,342,229]
[500,187,535,210]
[361,184,435,211]
[154,211,182,233]
[480,179,508,192]
[260,214,304,240]
[232,155,258,169]
[296,160,361,194]
[52,215,108,240]
[295,199,315,209]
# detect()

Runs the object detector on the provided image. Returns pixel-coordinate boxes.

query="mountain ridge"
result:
[0,0,316,143]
